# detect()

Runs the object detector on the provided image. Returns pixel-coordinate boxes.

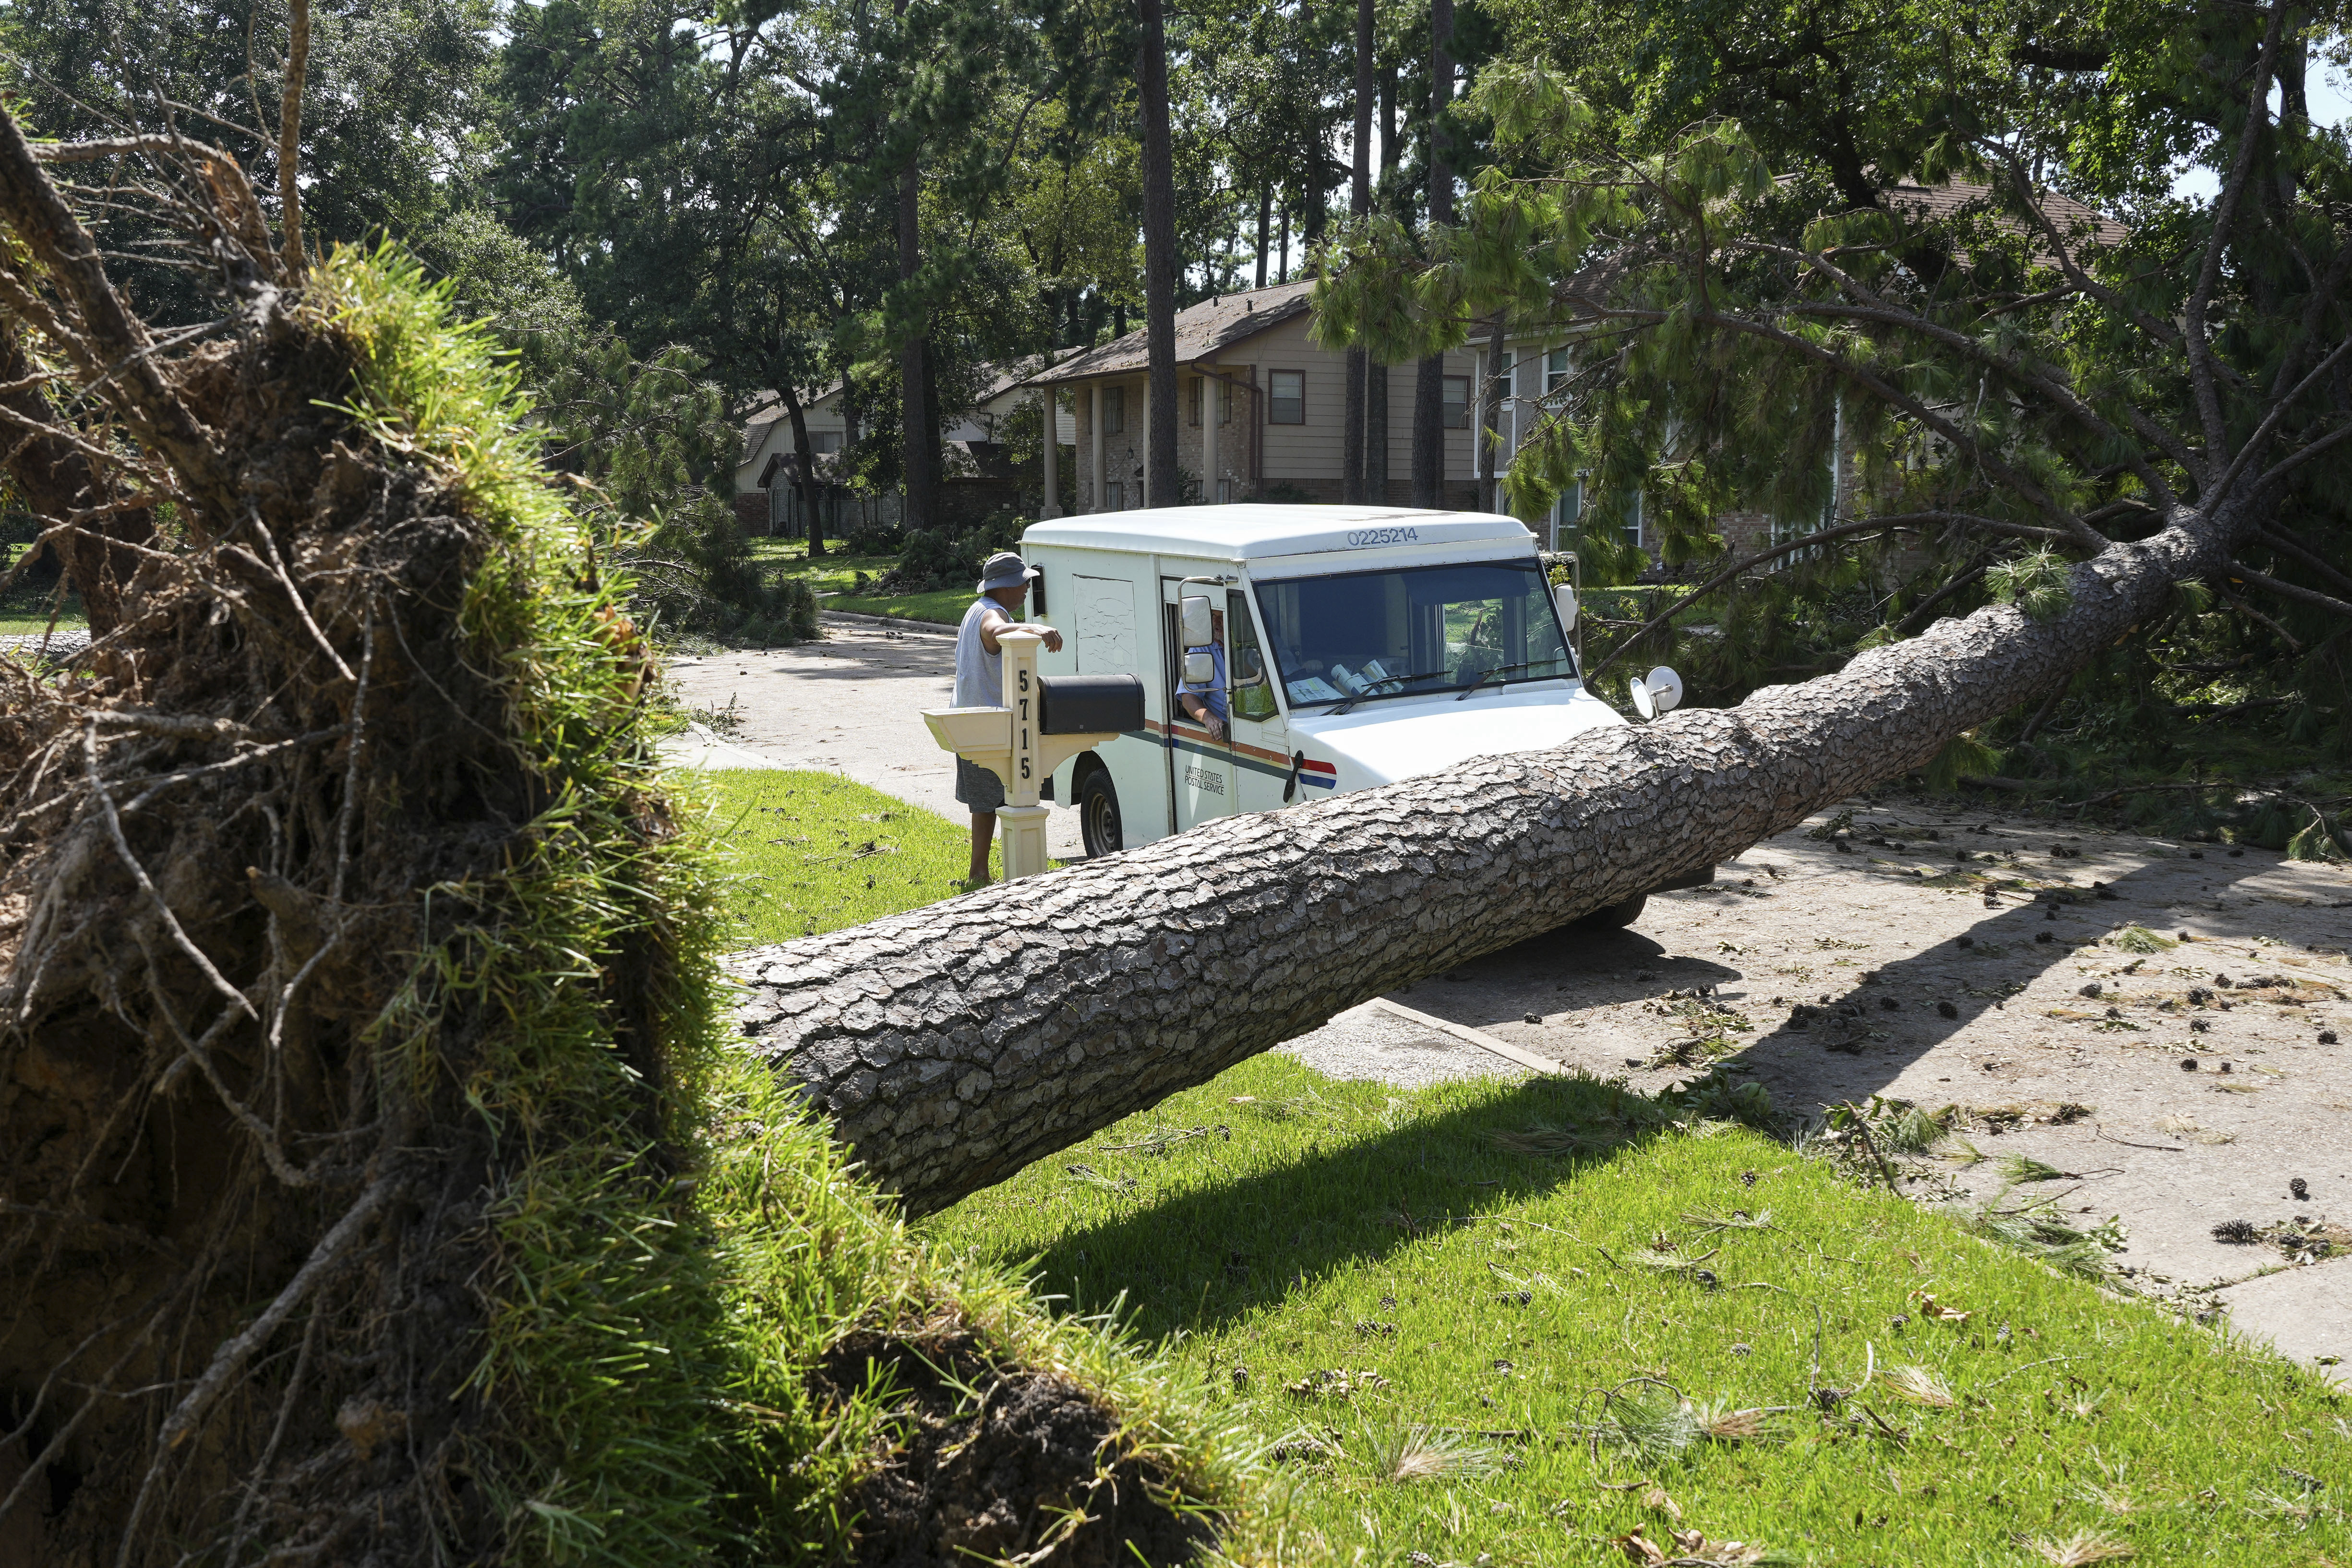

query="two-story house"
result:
[1026,282,1487,515]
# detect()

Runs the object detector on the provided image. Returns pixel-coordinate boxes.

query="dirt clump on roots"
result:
[813,1330,1212,1568]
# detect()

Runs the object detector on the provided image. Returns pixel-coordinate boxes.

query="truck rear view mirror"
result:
[1183,649,1217,687]
[1553,582,1579,631]
[1179,594,1214,647]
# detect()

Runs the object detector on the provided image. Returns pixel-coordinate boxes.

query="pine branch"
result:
[2184,4,2290,467]
[2227,561,2352,620]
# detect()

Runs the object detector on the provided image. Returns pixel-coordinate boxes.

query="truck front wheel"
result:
[1078,767,1123,858]
[1576,893,1647,930]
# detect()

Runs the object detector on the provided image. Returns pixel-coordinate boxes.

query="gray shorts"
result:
[955,756,1006,813]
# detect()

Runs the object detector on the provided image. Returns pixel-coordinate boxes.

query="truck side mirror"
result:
[1553,581,1579,632]
[1235,646,1265,684]
[1183,649,1217,686]
[1179,594,1213,647]
[1630,666,1684,720]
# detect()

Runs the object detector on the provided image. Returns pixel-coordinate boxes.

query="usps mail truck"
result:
[1022,503,1701,926]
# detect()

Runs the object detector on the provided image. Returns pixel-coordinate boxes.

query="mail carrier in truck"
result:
[1021,503,1703,927]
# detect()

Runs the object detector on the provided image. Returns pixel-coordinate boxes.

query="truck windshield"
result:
[1253,560,1575,710]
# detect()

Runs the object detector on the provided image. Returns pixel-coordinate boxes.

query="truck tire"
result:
[1078,766,1123,859]
[1576,892,1647,930]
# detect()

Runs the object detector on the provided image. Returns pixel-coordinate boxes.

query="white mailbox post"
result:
[922,629,1129,880]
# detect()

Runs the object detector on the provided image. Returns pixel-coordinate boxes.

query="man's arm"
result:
[979,610,1065,653]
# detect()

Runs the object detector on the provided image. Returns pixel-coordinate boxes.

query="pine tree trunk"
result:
[1137,0,1179,509]
[780,383,827,555]
[732,512,2240,1215]
[1255,187,1271,289]
[1478,313,1507,515]
[896,160,936,533]
[1344,0,1372,505]
[1410,0,1454,508]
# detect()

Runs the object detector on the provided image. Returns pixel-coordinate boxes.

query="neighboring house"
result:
[1028,282,1487,515]
[733,359,1077,537]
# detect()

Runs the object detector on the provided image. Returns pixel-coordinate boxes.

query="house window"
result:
[1269,369,1306,424]
[1105,480,1125,511]
[1104,386,1125,434]
[810,430,842,454]
[1442,375,1471,430]
[1188,376,1201,427]
[1545,347,1570,395]
[1551,482,1581,552]
[1217,376,1232,423]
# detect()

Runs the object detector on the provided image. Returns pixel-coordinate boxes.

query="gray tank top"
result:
[954,598,1003,708]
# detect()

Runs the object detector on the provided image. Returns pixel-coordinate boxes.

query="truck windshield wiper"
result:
[1327,665,1451,715]
[1454,659,1568,699]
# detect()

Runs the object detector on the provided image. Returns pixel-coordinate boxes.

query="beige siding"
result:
[1215,315,1480,490]
[1065,319,1483,510]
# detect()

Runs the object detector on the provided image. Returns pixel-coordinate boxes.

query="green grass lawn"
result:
[2,540,87,634]
[824,588,968,625]
[696,770,984,944]
[744,536,967,625]
[700,769,2352,1565]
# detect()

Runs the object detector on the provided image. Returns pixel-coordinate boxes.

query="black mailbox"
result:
[1038,674,1144,735]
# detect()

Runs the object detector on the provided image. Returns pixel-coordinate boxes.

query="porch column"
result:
[1200,369,1218,506]
[1039,388,1059,518]
[1141,378,1152,507]
[1090,383,1104,512]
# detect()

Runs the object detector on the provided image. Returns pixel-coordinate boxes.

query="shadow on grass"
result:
[991,1070,1691,1341]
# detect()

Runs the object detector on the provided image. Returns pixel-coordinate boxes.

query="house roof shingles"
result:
[1029,280,1318,383]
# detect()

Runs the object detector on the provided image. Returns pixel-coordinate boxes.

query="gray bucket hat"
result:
[977,550,1041,592]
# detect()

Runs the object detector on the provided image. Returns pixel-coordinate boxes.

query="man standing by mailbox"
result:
[956,551,1063,885]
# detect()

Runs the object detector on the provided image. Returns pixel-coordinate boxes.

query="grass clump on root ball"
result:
[0,181,1245,1567]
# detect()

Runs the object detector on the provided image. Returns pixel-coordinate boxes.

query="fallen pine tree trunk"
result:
[732,515,2232,1216]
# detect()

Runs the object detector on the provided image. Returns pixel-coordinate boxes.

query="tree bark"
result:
[779,382,827,554]
[892,0,936,534]
[1343,0,1372,504]
[1364,62,1398,503]
[1137,0,1179,509]
[732,508,2244,1216]
[1410,0,1454,508]
[1255,186,1271,290]
[1478,311,1507,515]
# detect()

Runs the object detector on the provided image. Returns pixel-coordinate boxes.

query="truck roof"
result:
[1022,504,1536,564]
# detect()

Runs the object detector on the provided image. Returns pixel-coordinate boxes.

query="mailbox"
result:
[1039,674,1144,736]
[922,630,1131,881]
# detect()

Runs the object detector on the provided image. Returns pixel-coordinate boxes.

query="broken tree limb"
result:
[732,512,2238,1216]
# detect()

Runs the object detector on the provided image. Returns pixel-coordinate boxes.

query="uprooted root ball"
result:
[0,233,712,1565]
[811,1331,1212,1568]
